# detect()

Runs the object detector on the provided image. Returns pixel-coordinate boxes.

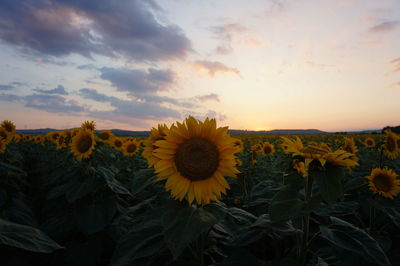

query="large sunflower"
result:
[383,130,399,160]
[122,140,139,157]
[366,168,400,199]
[70,129,96,160]
[143,124,170,167]
[151,116,239,205]
[280,136,358,169]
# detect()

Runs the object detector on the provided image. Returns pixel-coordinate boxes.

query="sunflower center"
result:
[366,139,373,146]
[175,137,219,181]
[0,131,7,139]
[114,140,122,148]
[127,143,137,153]
[77,135,92,153]
[264,145,272,154]
[3,124,13,132]
[373,174,392,192]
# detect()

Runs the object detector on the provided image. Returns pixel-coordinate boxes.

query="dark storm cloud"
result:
[0,0,191,61]
[369,21,400,32]
[0,93,83,113]
[79,88,181,120]
[34,85,68,95]
[99,67,176,96]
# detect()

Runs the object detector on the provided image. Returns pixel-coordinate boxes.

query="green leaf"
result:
[311,165,344,204]
[97,166,131,195]
[76,197,117,234]
[320,217,391,266]
[131,169,156,196]
[110,223,164,266]
[269,185,303,222]
[0,218,63,253]
[314,201,359,217]
[162,200,226,259]
[65,180,95,203]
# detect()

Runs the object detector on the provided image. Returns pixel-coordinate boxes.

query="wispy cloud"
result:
[0,93,83,113]
[210,23,247,55]
[34,85,68,95]
[0,0,192,61]
[194,93,220,103]
[192,60,240,77]
[369,21,400,33]
[0,82,25,91]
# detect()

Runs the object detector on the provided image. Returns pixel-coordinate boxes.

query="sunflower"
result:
[56,133,67,150]
[281,136,358,169]
[96,130,114,143]
[0,137,7,153]
[70,129,96,160]
[261,142,275,156]
[1,120,16,136]
[293,159,307,175]
[232,138,244,153]
[143,124,170,167]
[383,130,399,160]
[46,131,61,144]
[342,137,358,154]
[122,140,139,157]
[111,137,123,151]
[366,168,400,199]
[81,120,96,131]
[34,135,44,145]
[364,137,375,147]
[151,116,239,205]
[0,127,11,144]
[13,133,22,143]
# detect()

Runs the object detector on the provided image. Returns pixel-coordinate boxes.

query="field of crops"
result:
[0,118,400,266]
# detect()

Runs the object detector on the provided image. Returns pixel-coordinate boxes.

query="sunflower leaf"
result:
[0,218,63,253]
[162,200,227,259]
[311,164,344,204]
[269,185,303,222]
[320,217,391,266]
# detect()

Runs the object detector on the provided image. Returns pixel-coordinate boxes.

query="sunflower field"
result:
[0,118,400,266]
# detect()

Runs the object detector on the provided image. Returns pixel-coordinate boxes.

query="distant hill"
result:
[16,128,383,136]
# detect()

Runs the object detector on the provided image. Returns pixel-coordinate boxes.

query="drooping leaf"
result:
[162,200,227,259]
[0,218,63,253]
[320,216,391,266]
[311,165,344,204]
[269,185,303,222]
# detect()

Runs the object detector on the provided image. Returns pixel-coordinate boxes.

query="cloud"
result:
[388,57,400,73]
[99,67,177,96]
[0,0,192,61]
[369,21,400,32]
[0,93,84,113]
[77,64,96,70]
[193,60,240,77]
[194,93,220,103]
[34,85,68,95]
[79,88,181,120]
[0,81,24,90]
[210,23,247,55]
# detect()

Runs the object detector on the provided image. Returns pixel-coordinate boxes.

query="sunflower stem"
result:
[299,174,313,266]
[369,205,375,234]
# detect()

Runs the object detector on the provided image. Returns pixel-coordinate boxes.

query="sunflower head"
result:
[383,130,399,160]
[364,137,375,147]
[81,120,96,131]
[56,133,67,150]
[1,120,16,135]
[232,138,244,153]
[71,129,96,160]
[143,124,170,167]
[366,168,400,199]
[97,130,114,143]
[342,137,358,154]
[111,137,123,150]
[152,116,239,205]
[0,127,11,144]
[46,131,61,144]
[13,134,22,143]
[122,140,139,157]
[261,142,275,156]
[293,159,307,175]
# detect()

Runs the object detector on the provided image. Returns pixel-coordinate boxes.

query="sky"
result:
[0,0,399,132]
